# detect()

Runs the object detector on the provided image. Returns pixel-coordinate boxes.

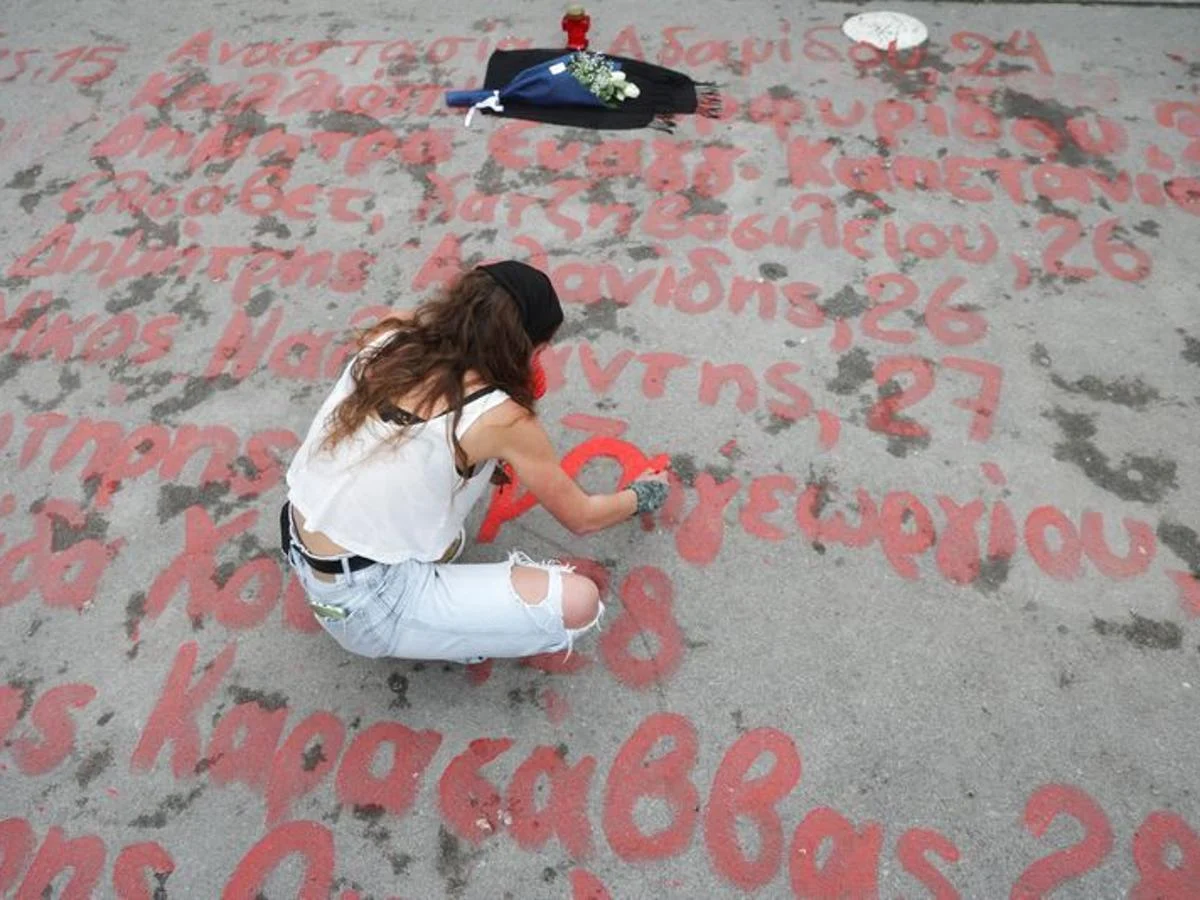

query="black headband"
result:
[477,261,563,345]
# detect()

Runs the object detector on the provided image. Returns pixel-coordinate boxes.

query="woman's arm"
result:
[466,402,646,535]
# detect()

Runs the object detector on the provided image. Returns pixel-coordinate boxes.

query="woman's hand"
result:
[627,466,670,515]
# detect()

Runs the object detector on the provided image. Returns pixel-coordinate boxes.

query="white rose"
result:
[611,70,626,82]
[624,82,640,98]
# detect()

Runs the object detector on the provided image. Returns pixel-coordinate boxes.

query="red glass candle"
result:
[562,5,591,51]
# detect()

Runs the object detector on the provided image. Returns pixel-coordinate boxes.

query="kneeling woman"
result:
[281,261,668,663]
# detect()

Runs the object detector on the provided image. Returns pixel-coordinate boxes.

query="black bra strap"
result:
[460,385,499,407]
[378,386,497,426]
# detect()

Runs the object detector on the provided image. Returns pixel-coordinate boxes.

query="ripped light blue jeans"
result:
[285,538,604,664]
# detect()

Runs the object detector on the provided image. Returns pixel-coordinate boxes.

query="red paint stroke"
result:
[1168,571,1200,618]
[598,566,684,689]
[132,641,237,778]
[789,807,884,898]
[897,828,962,899]
[1130,810,1200,899]
[541,689,570,725]
[265,711,345,825]
[112,842,176,900]
[561,414,628,437]
[14,826,105,900]
[334,722,442,818]
[704,727,802,890]
[437,738,513,843]
[570,868,613,900]
[602,713,699,862]
[506,745,596,858]
[9,684,96,775]
[1012,784,1113,899]
[221,821,333,900]
[465,659,494,686]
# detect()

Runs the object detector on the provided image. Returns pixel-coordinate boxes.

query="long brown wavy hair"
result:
[320,269,545,473]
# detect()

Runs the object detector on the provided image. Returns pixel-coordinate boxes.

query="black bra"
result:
[377,386,498,478]
[376,385,497,427]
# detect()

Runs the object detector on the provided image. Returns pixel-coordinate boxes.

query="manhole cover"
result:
[842,11,929,50]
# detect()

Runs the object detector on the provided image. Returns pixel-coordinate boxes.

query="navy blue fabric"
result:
[452,49,711,131]
[445,53,619,110]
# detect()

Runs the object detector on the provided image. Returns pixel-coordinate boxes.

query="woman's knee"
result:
[561,572,601,630]
[510,565,601,630]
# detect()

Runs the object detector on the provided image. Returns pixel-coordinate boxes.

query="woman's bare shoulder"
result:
[459,396,536,464]
[478,396,534,429]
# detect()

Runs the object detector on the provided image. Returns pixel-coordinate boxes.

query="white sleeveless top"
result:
[286,351,509,564]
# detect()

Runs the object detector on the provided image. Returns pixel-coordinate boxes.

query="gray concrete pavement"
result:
[1,0,1198,897]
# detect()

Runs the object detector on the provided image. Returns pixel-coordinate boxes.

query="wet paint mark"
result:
[1046,407,1177,504]
[974,555,1011,594]
[555,297,639,342]
[45,505,110,550]
[507,685,538,708]
[354,803,392,848]
[994,89,1116,175]
[254,215,292,240]
[474,158,507,195]
[228,686,289,711]
[149,374,239,421]
[19,367,83,414]
[826,347,874,395]
[387,851,414,875]
[763,413,795,436]
[75,744,113,788]
[386,672,410,710]
[6,164,42,190]
[130,785,206,828]
[669,452,698,487]
[124,592,146,657]
[1157,520,1200,576]
[1178,329,1200,368]
[156,483,240,524]
[1032,195,1077,221]
[437,825,478,899]
[116,211,180,249]
[245,289,276,319]
[1092,614,1182,650]
[301,743,327,772]
[9,676,42,720]
[823,285,870,320]
[105,274,169,315]
[1049,373,1161,410]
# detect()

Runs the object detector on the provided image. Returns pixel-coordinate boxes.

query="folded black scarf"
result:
[474,49,721,131]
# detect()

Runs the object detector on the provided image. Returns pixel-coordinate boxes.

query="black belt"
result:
[279,502,378,575]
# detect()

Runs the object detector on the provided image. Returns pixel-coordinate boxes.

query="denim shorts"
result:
[285,540,604,664]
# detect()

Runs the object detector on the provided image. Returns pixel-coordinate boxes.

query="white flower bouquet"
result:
[565,51,641,105]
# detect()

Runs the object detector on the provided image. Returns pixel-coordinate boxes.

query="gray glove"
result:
[629,479,668,515]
